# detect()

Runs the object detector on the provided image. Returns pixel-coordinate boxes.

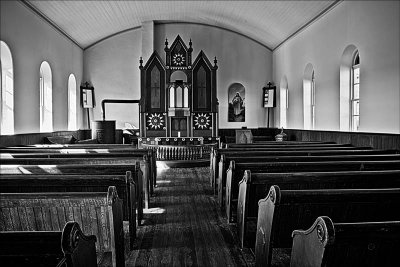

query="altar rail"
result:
[142,143,218,161]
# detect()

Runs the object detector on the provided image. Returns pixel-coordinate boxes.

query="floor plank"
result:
[126,166,255,266]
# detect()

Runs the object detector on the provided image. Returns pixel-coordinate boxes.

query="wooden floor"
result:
[126,166,255,266]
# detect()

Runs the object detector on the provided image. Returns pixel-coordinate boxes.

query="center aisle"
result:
[127,167,255,266]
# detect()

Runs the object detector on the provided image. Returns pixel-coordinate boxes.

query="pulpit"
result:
[139,35,219,139]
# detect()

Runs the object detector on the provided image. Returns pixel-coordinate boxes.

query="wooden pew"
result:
[0,221,97,267]
[0,151,154,196]
[225,142,351,148]
[290,216,400,267]
[0,163,146,225]
[225,159,400,222]
[210,148,398,188]
[0,186,125,267]
[223,139,332,145]
[237,169,400,249]
[45,144,158,190]
[217,153,400,208]
[254,186,400,267]
[0,156,150,206]
[0,156,136,165]
[0,146,157,195]
[0,172,137,249]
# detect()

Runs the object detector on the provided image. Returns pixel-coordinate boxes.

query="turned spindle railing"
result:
[142,143,218,161]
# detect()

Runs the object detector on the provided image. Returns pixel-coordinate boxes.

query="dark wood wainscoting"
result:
[0,130,91,147]
[284,129,400,150]
[219,128,400,150]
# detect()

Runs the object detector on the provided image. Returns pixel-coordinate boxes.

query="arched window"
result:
[68,74,77,131]
[1,41,14,135]
[303,64,315,130]
[311,71,316,129]
[340,45,359,132]
[351,52,360,131]
[280,76,288,128]
[183,86,189,108]
[39,61,52,132]
[169,87,175,108]
[176,86,183,107]
[169,83,189,108]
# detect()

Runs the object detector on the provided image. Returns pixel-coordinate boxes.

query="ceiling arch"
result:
[22,0,340,50]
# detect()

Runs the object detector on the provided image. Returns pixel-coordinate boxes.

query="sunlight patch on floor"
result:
[143,207,166,214]
[156,161,171,170]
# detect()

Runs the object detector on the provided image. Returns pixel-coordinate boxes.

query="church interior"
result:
[1,1,400,266]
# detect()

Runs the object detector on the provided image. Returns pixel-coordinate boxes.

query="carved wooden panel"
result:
[193,62,211,111]
[193,113,212,130]
[150,67,161,109]
[144,57,165,112]
[197,66,207,109]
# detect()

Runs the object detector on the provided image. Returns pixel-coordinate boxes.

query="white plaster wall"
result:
[83,29,142,129]
[155,23,273,129]
[273,1,400,133]
[0,1,84,134]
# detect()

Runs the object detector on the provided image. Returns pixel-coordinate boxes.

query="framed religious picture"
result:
[228,83,245,122]
[262,83,276,108]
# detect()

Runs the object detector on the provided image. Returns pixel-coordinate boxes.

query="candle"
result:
[178,131,181,137]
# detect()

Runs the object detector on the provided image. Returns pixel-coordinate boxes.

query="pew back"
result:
[0,163,145,225]
[217,153,400,207]
[0,187,124,267]
[0,173,137,249]
[255,186,400,266]
[225,160,400,222]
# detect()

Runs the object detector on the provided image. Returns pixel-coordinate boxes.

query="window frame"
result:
[311,71,316,129]
[39,61,53,133]
[1,41,14,135]
[350,52,360,132]
[68,74,77,131]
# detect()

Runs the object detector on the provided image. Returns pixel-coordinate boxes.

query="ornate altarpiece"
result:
[139,35,218,138]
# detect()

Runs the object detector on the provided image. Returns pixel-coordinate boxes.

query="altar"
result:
[139,35,219,139]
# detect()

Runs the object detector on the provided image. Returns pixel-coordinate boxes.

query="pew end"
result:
[290,216,334,267]
[254,185,282,266]
[60,221,98,266]
[225,160,236,222]
[0,221,97,267]
[291,216,400,267]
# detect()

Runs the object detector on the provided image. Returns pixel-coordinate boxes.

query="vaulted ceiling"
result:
[23,0,339,50]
